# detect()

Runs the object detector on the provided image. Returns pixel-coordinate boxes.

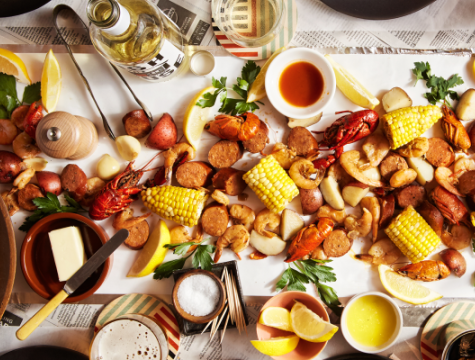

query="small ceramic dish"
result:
[341,291,402,354]
[172,269,226,324]
[256,291,329,360]
[265,47,336,119]
[21,212,110,303]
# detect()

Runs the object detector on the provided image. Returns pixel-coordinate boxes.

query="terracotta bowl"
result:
[172,269,226,324]
[21,213,110,303]
[256,291,329,360]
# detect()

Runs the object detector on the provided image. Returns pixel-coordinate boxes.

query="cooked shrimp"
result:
[229,204,255,232]
[270,143,298,169]
[389,168,417,188]
[435,167,463,197]
[289,159,324,189]
[163,142,195,183]
[211,189,229,206]
[81,177,107,206]
[361,134,390,169]
[2,189,19,216]
[398,137,429,158]
[340,150,383,187]
[0,119,19,145]
[327,161,353,188]
[170,225,203,253]
[12,168,35,189]
[453,157,475,179]
[12,132,41,160]
[344,208,372,239]
[316,205,347,223]
[355,238,402,265]
[254,208,281,238]
[360,197,380,242]
[112,208,151,230]
[214,225,249,262]
[441,224,472,250]
[310,244,327,260]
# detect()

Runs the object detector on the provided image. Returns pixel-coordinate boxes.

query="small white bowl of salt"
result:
[172,269,226,324]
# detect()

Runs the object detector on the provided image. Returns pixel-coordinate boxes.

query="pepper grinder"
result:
[35,111,99,160]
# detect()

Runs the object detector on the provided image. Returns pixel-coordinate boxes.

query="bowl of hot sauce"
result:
[265,48,336,119]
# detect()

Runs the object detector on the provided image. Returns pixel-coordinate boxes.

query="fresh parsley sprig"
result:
[196,61,262,116]
[153,239,216,279]
[276,259,342,316]
[0,72,41,118]
[411,62,464,107]
[19,192,86,232]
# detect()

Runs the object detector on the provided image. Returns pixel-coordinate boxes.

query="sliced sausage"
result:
[379,152,408,180]
[212,168,247,196]
[378,193,395,228]
[323,229,353,258]
[395,184,426,208]
[122,109,151,139]
[287,126,319,156]
[60,164,87,201]
[18,184,44,211]
[458,170,475,195]
[242,120,269,154]
[417,200,443,237]
[201,203,229,236]
[208,140,243,168]
[176,161,214,188]
[10,105,29,130]
[426,138,454,167]
[124,221,150,250]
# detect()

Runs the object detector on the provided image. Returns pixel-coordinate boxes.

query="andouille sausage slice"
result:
[212,168,247,196]
[242,120,269,154]
[10,105,29,130]
[176,161,215,188]
[208,140,243,168]
[457,170,475,195]
[61,164,87,201]
[124,221,150,250]
[201,202,229,236]
[378,193,395,228]
[379,152,408,180]
[18,184,44,211]
[418,200,443,237]
[323,229,353,258]
[395,184,426,208]
[122,109,151,139]
[287,126,319,156]
[426,138,455,167]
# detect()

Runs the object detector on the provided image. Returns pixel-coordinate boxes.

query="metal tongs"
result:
[52,4,153,140]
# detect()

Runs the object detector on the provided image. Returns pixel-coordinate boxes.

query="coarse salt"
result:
[177,274,220,316]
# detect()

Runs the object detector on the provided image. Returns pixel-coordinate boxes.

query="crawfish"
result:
[205,112,261,141]
[312,110,379,170]
[431,186,469,226]
[24,102,43,139]
[285,217,334,262]
[397,260,450,282]
[441,104,471,153]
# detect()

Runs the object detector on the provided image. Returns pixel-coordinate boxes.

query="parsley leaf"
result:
[276,267,308,292]
[316,283,342,316]
[0,106,8,118]
[22,82,41,104]
[153,257,187,280]
[0,73,20,102]
[192,244,216,271]
[299,260,337,283]
[0,91,18,115]
[164,241,198,256]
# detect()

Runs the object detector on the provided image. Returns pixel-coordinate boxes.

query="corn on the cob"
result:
[243,156,299,213]
[141,185,208,226]
[382,105,442,149]
[384,206,440,263]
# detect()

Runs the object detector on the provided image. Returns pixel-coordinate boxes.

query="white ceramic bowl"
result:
[265,48,336,119]
[341,291,403,354]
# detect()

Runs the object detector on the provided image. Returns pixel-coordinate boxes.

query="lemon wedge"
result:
[378,264,442,305]
[0,48,31,84]
[324,54,380,110]
[247,46,286,103]
[259,307,293,332]
[127,220,171,277]
[290,301,338,342]
[41,49,62,112]
[250,335,299,356]
[183,86,214,151]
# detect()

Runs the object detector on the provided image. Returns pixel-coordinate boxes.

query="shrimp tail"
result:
[214,248,223,263]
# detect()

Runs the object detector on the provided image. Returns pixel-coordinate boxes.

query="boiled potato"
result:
[382,87,412,113]
[320,176,345,210]
[281,209,304,241]
[249,230,286,256]
[362,166,381,182]
[407,156,434,185]
[342,182,370,207]
[288,112,322,128]
[456,89,475,121]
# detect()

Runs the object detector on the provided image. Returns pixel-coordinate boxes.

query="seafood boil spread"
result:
[2,8,475,357]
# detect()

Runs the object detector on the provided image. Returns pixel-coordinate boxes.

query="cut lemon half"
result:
[247,46,286,103]
[290,301,338,343]
[324,54,379,110]
[250,335,299,356]
[183,86,214,151]
[0,48,31,84]
[41,49,62,112]
[259,307,293,332]
[127,220,171,277]
[378,264,442,305]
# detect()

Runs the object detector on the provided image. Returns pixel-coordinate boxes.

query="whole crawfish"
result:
[397,260,450,282]
[285,217,334,262]
[312,110,379,169]
[205,112,261,141]
[441,104,471,153]
[431,186,469,226]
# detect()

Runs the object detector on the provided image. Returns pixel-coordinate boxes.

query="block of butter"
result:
[49,226,86,282]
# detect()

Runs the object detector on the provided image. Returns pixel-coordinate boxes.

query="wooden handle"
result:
[16,289,69,341]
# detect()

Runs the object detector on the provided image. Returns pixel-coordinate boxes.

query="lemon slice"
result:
[0,48,31,84]
[259,307,293,332]
[183,86,215,151]
[290,301,338,342]
[127,220,171,277]
[378,265,442,305]
[250,335,299,356]
[247,46,286,103]
[324,54,380,110]
[41,49,62,112]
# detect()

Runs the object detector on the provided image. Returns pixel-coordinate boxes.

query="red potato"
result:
[36,171,62,196]
[299,187,323,215]
[0,150,23,183]
[439,248,466,277]
[10,105,29,130]
[0,119,19,145]
[60,164,87,201]
[122,109,151,139]
[146,113,177,150]
[341,182,370,207]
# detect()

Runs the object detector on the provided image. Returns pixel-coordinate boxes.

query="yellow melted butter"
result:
[346,295,397,347]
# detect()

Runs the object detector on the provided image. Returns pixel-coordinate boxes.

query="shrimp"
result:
[214,225,250,262]
[355,238,402,265]
[310,244,328,260]
[270,143,298,170]
[327,161,353,188]
[170,225,203,253]
[1,189,19,216]
[289,159,325,189]
[360,197,380,242]
[12,132,41,160]
[361,134,390,169]
[211,189,229,206]
[389,168,417,188]
[254,208,281,238]
[112,208,151,230]
[162,142,195,183]
[12,168,35,189]
[398,137,429,158]
[453,157,475,179]
[441,224,472,250]
[81,177,107,206]
[344,208,372,239]
[229,204,255,232]
[316,205,347,223]
[435,167,463,197]
[340,150,383,187]
[0,119,19,145]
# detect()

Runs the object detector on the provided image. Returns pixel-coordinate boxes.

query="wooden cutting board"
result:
[0,196,16,319]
